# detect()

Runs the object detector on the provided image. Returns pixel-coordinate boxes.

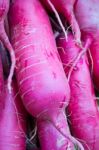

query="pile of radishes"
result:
[1,0,99,150]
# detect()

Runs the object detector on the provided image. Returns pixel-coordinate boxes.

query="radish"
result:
[0,47,27,150]
[8,0,81,149]
[57,33,99,150]
[74,0,99,91]
[0,81,27,150]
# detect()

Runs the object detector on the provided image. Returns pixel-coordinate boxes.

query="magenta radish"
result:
[0,81,27,150]
[7,0,80,149]
[57,33,99,150]
[0,47,27,150]
[74,0,99,91]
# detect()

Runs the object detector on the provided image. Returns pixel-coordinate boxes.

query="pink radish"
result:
[0,48,27,150]
[8,0,84,149]
[57,33,99,150]
[0,81,27,150]
[74,0,99,91]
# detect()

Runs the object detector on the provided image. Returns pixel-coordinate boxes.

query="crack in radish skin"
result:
[19,71,46,85]
[18,60,47,75]
[16,50,39,61]
[15,43,35,54]
[12,29,37,46]
[16,54,38,62]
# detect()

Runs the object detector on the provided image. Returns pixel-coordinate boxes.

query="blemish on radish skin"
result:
[52,72,57,79]
[44,51,51,58]
[50,51,54,58]
[44,50,55,59]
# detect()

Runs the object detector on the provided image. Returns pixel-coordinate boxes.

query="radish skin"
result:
[8,0,75,150]
[0,49,27,150]
[57,33,99,150]
[0,82,27,150]
[74,0,99,91]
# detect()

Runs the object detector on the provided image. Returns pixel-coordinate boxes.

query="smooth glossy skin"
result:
[74,0,99,33]
[57,33,99,150]
[74,0,99,91]
[9,0,73,150]
[40,0,81,41]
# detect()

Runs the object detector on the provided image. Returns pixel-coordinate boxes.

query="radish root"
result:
[68,38,91,81]
[0,24,16,93]
[47,0,68,41]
